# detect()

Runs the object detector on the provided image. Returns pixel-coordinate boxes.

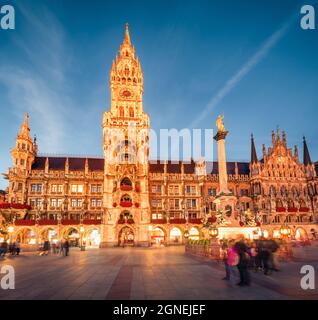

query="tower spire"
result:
[19,112,31,140]
[251,134,258,164]
[303,136,312,166]
[124,22,131,45]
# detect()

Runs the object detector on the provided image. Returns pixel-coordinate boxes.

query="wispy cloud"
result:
[189,18,296,129]
[0,2,73,152]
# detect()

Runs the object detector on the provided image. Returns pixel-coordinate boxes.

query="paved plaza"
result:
[0,246,317,300]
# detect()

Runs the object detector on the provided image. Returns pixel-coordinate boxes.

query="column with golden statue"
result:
[213,115,239,231]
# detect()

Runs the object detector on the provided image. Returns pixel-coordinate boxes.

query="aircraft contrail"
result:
[189,18,295,129]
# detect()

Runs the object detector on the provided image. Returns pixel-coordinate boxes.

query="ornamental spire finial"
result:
[124,22,131,45]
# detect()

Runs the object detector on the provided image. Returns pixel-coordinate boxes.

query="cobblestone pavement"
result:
[0,246,317,300]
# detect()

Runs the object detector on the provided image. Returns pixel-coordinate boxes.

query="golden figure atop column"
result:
[216,114,225,133]
[214,114,228,141]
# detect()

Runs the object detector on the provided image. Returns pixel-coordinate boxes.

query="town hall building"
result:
[2,25,318,248]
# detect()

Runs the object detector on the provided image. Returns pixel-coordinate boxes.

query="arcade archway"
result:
[169,227,182,244]
[151,227,166,246]
[118,226,134,246]
[85,228,101,248]
[16,228,37,245]
[64,227,80,247]
[40,228,58,243]
[295,227,308,240]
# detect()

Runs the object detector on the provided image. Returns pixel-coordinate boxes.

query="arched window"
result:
[129,107,134,118]
[120,178,132,191]
[121,177,132,187]
[276,199,283,208]
[287,199,294,208]
[120,194,132,203]
[169,227,182,243]
[281,186,287,197]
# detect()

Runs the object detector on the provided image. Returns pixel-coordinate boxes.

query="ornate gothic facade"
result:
[2,25,318,247]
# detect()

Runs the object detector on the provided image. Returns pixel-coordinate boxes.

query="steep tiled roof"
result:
[31,157,104,171]
[32,157,46,170]
[148,160,249,175]
[183,160,196,174]
[49,157,66,170]
[208,161,249,175]
[31,157,250,175]
[88,158,104,171]
[315,162,318,176]
[167,161,181,174]
[149,160,164,173]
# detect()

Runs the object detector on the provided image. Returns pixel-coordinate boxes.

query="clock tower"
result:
[101,24,150,247]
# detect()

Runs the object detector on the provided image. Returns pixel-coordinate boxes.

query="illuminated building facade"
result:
[2,25,318,247]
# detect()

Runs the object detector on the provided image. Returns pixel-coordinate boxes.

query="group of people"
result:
[220,238,280,286]
[39,239,70,256]
[0,240,21,257]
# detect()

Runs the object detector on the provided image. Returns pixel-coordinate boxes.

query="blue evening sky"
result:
[0,0,317,189]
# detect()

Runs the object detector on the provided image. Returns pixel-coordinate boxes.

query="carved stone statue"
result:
[216,114,225,132]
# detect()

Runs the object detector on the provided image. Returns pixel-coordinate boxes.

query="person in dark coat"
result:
[43,240,50,255]
[63,240,70,256]
[236,241,251,286]
[258,240,271,275]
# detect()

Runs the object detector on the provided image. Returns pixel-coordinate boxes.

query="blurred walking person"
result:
[15,240,20,256]
[223,240,239,284]
[236,241,251,286]
[64,240,70,256]
[42,240,50,256]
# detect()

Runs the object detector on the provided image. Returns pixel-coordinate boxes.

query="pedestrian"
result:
[221,241,229,280]
[259,240,271,275]
[249,242,258,271]
[15,240,20,256]
[268,239,280,272]
[43,240,50,255]
[60,240,65,256]
[236,240,251,286]
[52,241,57,254]
[64,240,70,256]
[9,242,16,255]
[0,241,8,257]
[223,240,239,284]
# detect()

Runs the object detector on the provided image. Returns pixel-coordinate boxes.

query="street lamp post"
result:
[279,223,291,239]
[184,229,189,244]
[209,226,219,239]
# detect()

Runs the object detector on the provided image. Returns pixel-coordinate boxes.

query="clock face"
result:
[120,89,133,99]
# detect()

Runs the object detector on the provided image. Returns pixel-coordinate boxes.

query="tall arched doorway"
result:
[169,227,182,244]
[40,228,58,243]
[85,228,101,248]
[118,226,134,246]
[16,228,36,245]
[151,227,166,246]
[64,228,80,247]
[295,228,308,240]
